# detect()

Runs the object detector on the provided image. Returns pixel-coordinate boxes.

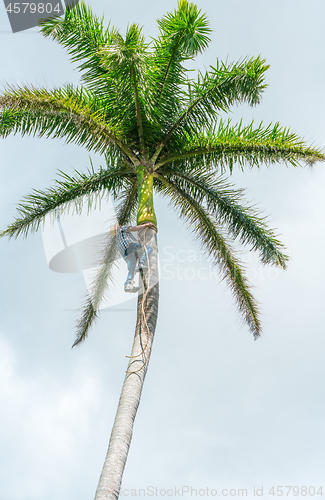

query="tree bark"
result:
[94,229,159,500]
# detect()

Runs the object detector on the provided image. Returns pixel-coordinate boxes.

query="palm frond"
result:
[73,181,138,346]
[156,168,288,268]
[157,0,211,59]
[156,120,325,172]
[40,5,151,140]
[155,173,261,338]
[153,57,269,159]
[150,0,211,119]
[0,85,138,160]
[0,165,135,239]
[39,2,115,100]
[98,24,150,149]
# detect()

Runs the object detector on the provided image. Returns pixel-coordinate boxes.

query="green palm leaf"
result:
[155,172,261,338]
[157,168,289,268]
[0,165,135,239]
[0,85,138,160]
[152,57,269,159]
[157,120,325,171]
[151,0,211,119]
[39,3,115,100]
[98,24,151,149]
[74,181,138,346]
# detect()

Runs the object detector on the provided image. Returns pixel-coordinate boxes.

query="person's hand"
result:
[137,222,156,231]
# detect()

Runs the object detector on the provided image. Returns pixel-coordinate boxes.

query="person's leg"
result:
[124,245,142,291]
[138,245,153,268]
[124,252,137,285]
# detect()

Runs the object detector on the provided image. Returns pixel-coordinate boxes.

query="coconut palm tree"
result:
[0,1,324,499]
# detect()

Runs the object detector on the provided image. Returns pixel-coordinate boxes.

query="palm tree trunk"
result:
[94,229,159,500]
[136,166,157,226]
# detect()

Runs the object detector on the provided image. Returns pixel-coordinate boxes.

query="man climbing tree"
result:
[111,222,155,292]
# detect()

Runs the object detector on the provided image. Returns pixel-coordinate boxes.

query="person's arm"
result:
[128,223,154,232]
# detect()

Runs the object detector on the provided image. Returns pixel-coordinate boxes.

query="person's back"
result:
[116,225,139,258]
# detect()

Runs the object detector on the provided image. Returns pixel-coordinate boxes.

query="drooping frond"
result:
[73,234,117,347]
[0,165,135,239]
[157,167,289,268]
[155,173,261,338]
[156,120,325,172]
[0,86,137,160]
[73,181,138,346]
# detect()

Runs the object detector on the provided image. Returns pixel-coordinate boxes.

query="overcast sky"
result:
[1,1,325,499]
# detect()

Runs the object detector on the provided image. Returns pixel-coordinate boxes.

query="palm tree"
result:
[0,1,324,498]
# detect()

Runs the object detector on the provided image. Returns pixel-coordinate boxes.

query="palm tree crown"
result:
[0,1,323,344]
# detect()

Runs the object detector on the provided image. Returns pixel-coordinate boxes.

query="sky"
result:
[1,1,325,499]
